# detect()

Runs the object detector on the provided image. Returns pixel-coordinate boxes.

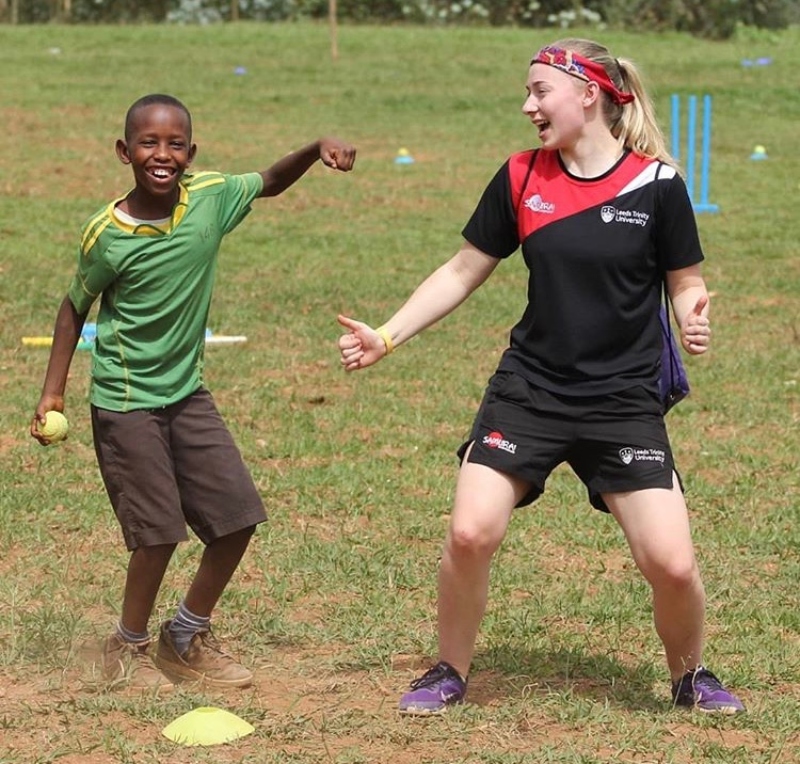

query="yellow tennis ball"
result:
[41,411,69,442]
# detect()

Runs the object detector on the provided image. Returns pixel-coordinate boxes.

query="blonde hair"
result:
[551,38,678,170]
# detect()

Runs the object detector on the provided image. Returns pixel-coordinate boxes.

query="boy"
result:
[31,94,356,690]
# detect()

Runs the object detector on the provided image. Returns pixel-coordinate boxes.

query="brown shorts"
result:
[91,388,267,550]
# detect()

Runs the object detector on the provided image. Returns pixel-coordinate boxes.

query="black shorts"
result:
[458,371,681,512]
[91,388,267,550]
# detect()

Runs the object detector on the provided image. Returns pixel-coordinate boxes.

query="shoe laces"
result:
[690,667,724,693]
[194,628,232,657]
[124,642,160,674]
[673,666,720,696]
[409,662,464,691]
[133,650,157,668]
[117,638,147,656]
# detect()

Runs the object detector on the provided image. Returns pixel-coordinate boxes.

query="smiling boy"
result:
[32,94,355,690]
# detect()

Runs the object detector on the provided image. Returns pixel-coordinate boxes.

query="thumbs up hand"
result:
[681,294,711,355]
[337,314,391,371]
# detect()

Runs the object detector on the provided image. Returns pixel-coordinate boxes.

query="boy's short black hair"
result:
[124,94,192,142]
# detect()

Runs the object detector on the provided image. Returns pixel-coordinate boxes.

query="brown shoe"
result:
[102,633,174,691]
[154,620,253,688]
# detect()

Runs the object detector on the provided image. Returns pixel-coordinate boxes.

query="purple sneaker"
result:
[398,661,467,715]
[671,667,745,714]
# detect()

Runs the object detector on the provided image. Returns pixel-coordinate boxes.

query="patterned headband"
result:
[531,46,635,106]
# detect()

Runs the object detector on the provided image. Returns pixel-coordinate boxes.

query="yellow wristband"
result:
[376,325,394,355]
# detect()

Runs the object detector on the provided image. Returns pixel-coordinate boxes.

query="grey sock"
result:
[168,601,210,656]
[116,621,149,646]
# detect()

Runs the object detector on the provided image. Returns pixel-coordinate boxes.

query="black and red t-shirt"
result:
[462,149,703,396]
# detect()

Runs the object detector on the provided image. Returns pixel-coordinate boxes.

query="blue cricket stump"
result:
[670,94,719,214]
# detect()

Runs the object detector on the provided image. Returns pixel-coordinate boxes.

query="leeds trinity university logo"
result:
[600,206,651,227]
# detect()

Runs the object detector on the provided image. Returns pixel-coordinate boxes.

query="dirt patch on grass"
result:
[0,645,774,764]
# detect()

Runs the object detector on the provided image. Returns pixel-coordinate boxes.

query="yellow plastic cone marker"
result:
[394,147,415,164]
[162,706,255,746]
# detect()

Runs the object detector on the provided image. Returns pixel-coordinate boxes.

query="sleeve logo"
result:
[524,194,555,214]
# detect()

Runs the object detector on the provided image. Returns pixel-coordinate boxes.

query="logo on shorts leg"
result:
[619,446,666,466]
[483,431,517,455]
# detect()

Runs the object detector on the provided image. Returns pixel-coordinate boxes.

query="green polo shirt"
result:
[68,171,263,411]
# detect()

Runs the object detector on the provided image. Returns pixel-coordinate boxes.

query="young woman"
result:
[338,39,743,715]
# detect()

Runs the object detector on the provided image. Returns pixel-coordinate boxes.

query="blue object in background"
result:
[81,323,97,342]
[394,148,415,165]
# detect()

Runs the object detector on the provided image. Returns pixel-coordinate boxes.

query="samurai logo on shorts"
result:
[482,431,517,454]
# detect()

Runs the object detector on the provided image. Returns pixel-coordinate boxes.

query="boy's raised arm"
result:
[259,137,356,198]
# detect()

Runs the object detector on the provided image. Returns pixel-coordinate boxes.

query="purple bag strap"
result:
[655,161,690,411]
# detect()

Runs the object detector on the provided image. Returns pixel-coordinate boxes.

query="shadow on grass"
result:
[469,643,666,713]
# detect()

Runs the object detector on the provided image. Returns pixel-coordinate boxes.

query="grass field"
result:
[1,20,799,764]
